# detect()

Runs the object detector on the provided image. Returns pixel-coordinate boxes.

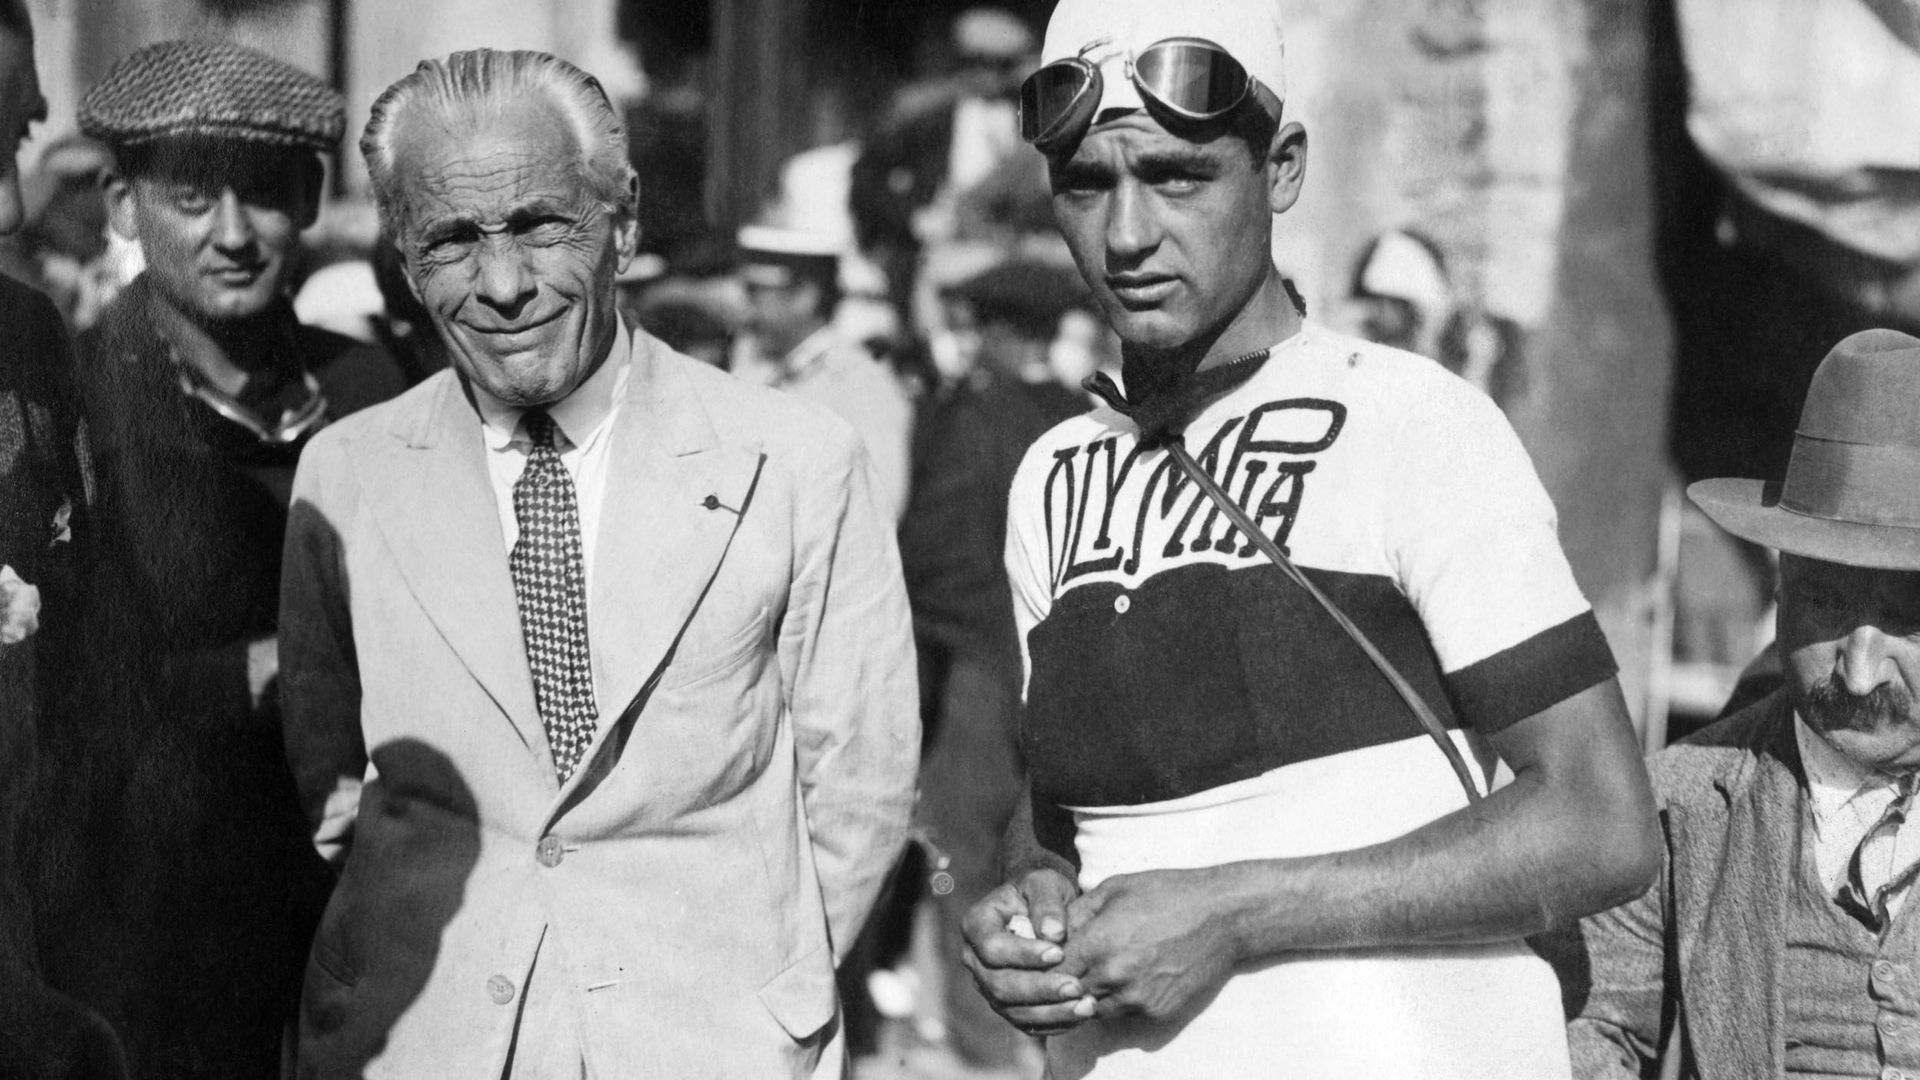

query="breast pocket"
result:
[661,605,770,691]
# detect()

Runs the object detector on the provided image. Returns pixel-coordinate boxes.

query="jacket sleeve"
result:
[1567,821,1673,1080]
[779,421,921,961]
[279,427,368,868]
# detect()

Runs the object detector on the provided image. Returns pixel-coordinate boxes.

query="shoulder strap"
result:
[1163,437,1484,804]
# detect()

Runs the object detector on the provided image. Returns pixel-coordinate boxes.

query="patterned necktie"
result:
[1839,770,1920,932]
[509,410,598,782]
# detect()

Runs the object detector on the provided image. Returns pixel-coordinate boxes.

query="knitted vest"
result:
[1785,813,1920,1077]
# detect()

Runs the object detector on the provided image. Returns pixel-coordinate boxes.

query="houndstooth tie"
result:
[509,410,598,782]
[1839,770,1920,932]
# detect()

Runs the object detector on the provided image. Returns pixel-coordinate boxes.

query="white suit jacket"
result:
[280,329,919,1078]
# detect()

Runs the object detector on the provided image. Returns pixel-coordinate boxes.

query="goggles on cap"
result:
[1019,37,1263,154]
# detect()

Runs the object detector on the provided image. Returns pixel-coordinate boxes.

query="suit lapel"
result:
[358,336,764,798]
[571,335,763,788]
[363,375,547,758]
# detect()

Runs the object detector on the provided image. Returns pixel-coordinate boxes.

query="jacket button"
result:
[487,974,516,1005]
[536,835,564,868]
[1113,594,1131,614]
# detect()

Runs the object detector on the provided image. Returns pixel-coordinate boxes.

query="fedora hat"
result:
[1691,329,1920,569]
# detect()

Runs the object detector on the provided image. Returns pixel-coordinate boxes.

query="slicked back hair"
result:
[361,48,636,245]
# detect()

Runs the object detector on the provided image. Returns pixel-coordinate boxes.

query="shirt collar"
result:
[1797,711,1894,825]
[475,318,631,452]
[777,324,840,382]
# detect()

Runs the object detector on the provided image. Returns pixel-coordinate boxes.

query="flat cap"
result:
[79,39,344,152]
[943,258,1091,336]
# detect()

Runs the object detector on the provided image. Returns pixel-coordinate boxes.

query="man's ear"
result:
[104,170,139,242]
[391,235,426,308]
[612,172,641,276]
[1266,121,1308,217]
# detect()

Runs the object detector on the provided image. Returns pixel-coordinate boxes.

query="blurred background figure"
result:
[0,133,124,330]
[1340,227,1530,413]
[850,6,1042,323]
[624,9,719,271]
[934,258,1088,403]
[0,0,65,716]
[636,294,734,366]
[365,236,450,385]
[614,251,742,368]
[889,256,1089,1080]
[1046,307,1118,392]
[0,1,118,1069]
[291,257,383,343]
[914,243,1012,402]
[731,224,914,522]
[1342,228,1454,359]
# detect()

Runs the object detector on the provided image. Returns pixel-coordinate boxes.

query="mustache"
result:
[1803,677,1915,733]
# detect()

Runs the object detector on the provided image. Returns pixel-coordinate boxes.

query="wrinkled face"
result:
[112,141,318,323]
[1780,554,1920,770]
[395,100,635,406]
[1048,112,1275,354]
[0,28,47,236]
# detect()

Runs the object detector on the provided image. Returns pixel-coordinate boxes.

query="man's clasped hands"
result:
[960,863,1248,1034]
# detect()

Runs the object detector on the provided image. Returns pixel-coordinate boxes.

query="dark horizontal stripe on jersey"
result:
[1443,610,1616,733]
[1023,560,1460,808]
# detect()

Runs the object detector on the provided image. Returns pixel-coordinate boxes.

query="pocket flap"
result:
[756,947,837,1040]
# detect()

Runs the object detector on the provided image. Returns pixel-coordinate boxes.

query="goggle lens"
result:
[1132,39,1251,119]
[1019,60,1095,144]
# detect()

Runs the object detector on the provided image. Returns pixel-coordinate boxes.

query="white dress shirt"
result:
[469,320,631,592]
[1797,714,1920,917]
[471,327,635,1077]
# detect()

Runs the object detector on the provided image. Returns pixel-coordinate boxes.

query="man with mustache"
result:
[1570,329,1920,1079]
[26,39,403,1077]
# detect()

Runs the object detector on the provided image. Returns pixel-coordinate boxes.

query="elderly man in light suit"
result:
[280,49,918,1079]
